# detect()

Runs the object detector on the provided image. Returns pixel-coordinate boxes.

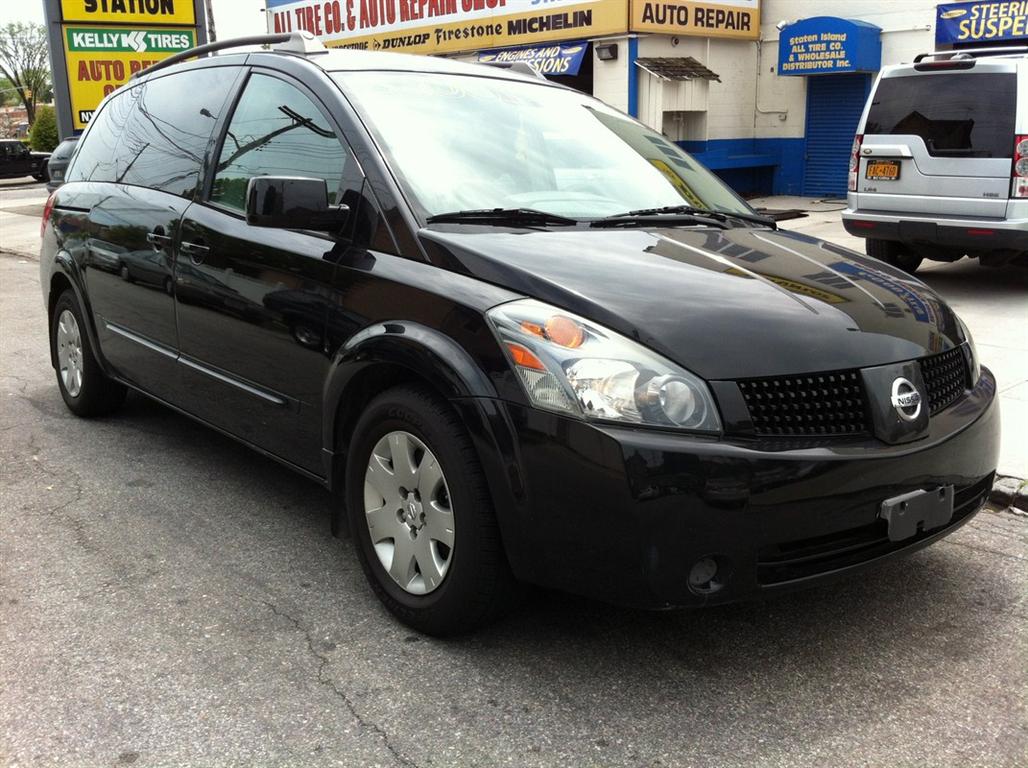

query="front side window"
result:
[334,71,752,220]
[211,73,349,211]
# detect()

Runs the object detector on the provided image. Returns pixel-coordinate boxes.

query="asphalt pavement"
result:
[2,180,1027,766]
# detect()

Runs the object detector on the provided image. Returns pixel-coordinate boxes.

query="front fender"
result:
[322,320,498,461]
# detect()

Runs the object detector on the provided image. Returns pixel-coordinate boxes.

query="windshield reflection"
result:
[334,71,754,221]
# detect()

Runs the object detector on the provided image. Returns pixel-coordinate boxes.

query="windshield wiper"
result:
[425,208,579,227]
[592,204,776,229]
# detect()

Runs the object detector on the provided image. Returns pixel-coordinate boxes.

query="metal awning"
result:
[634,57,721,82]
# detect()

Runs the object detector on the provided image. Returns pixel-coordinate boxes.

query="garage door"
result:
[802,74,872,197]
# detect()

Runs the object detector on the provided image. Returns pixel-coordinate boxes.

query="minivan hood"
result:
[419,226,963,380]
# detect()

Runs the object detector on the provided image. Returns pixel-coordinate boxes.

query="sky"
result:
[7,0,270,40]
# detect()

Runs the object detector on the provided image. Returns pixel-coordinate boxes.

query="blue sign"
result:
[831,262,933,323]
[778,17,882,76]
[936,1,1028,44]
[478,43,587,77]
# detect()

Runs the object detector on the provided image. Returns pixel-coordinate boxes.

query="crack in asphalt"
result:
[258,598,421,768]
[939,537,1026,563]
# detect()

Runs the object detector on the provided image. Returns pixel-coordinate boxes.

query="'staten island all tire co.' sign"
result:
[263,0,759,55]
[50,0,202,130]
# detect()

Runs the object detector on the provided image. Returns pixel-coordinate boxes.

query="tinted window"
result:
[66,87,136,183]
[865,73,1016,158]
[211,73,349,211]
[68,67,236,196]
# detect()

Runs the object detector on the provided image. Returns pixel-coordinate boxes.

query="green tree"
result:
[29,104,57,152]
[0,23,51,125]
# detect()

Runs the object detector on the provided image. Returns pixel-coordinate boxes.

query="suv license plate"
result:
[866,160,901,181]
[880,487,954,542]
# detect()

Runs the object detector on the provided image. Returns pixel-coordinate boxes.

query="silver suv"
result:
[843,48,1027,273]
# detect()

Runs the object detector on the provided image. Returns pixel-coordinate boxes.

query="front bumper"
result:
[461,368,999,609]
[842,209,1027,253]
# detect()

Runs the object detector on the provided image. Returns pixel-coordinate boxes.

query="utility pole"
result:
[205,0,217,41]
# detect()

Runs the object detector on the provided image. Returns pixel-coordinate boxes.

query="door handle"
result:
[180,240,210,265]
[146,231,172,248]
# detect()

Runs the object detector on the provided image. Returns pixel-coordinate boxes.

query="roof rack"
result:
[914,46,1028,62]
[477,60,548,80]
[131,31,327,80]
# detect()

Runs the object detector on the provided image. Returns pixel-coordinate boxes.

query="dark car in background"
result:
[46,137,79,192]
[0,139,49,182]
[39,33,999,635]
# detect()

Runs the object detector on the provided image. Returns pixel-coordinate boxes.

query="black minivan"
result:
[41,33,999,634]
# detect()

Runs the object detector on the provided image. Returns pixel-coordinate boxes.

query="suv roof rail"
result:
[131,31,327,80]
[478,60,548,80]
[913,46,1028,62]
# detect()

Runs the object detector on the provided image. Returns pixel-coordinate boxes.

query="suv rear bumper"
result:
[842,209,1028,253]
[460,368,1000,610]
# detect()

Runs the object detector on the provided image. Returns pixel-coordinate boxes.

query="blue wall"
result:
[677,137,806,197]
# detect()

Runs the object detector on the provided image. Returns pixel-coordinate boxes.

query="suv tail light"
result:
[40,191,56,238]
[848,135,863,192]
[1013,135,1028,198]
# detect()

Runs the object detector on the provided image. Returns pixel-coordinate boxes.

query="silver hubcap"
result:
[364,431,454,595]
[56,309,84,397]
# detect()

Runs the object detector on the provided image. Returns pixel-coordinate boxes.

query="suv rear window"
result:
[865,72,1016,158]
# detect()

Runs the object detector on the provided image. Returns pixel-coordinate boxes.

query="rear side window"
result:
[865,73,1016,158]
[68,67,236,196]
[210,73,350,211]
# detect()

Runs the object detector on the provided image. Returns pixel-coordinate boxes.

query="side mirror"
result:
[245,176,349,232]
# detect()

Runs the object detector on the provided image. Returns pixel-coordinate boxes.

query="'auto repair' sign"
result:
[265,0,759,54]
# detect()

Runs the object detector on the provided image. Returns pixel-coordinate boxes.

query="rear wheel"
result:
[866,238,922,274]
[50,290,126,417]
[345,385,517,635]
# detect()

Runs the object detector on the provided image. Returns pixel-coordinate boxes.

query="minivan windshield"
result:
[334,71,754,221]
[865,72,1016,158]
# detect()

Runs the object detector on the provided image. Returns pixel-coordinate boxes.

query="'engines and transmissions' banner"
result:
[265,0,759,55]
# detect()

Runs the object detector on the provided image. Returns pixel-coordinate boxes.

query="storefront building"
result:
[264,0,1027,197]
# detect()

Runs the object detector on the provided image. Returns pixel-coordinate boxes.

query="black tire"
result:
[866,238,922,274]
[50,290,127,417]
[345,384,517,635]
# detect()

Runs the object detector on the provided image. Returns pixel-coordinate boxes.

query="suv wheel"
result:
[50,290,127,417]
[866,238,923,274]
[345,385,517,635]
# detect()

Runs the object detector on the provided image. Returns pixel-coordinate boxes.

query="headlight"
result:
[487,299,722,434]
[956,315,981,385]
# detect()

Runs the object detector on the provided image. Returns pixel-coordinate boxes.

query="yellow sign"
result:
[61,0,196,26]
[267,0,627,55]
[630,0,759,40]
[63,25,196,130]
[725,268,848,303]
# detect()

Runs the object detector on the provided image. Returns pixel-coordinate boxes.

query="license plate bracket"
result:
[880,487,954,542]
[866,160,901,181]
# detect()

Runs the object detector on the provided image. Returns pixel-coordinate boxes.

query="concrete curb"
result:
[990,475,1028,513]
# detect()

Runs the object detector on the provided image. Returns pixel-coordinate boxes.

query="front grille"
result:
[756,473,993,585]
[737,370,871,437]
[735,346,971,438]
[919,347,970,415]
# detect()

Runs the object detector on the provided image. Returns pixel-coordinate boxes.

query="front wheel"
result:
[866,238,922,274]
[345,385,517,635]
[50,290,126,417]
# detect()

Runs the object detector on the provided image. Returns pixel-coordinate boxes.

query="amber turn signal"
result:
[544,315,585,348]
[506,342,546,371]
